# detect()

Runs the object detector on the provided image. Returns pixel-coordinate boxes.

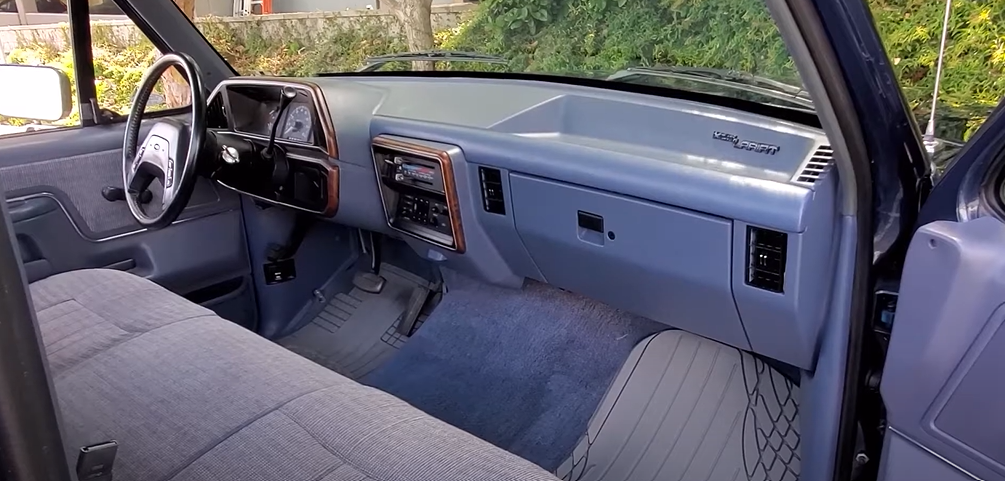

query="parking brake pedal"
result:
[263,213,314,285]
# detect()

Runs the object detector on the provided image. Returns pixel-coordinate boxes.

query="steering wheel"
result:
[122,52,206,229]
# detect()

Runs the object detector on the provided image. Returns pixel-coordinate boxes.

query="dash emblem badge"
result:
[712,131,781,155]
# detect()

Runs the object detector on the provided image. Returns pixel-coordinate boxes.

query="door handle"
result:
[577,211,604,232]
[576,210,607,246]
[8,197,58,223]
[102,186,152,204]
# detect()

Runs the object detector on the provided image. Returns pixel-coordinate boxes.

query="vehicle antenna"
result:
[923,0,953,155]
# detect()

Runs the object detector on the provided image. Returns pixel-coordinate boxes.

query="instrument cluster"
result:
[223,83,319,147]
[260,101,314,143]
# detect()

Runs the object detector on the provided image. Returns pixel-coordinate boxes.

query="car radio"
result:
[387,154,445,191]
[372,136,464,252]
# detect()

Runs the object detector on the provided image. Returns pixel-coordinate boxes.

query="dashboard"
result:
[207,74,839,371]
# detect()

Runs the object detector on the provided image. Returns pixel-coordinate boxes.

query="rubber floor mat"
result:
[556,330,800,481]
[279,264,429,379]
[362,269,665,471]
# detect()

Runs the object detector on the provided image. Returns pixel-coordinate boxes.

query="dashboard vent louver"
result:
[746,226,787,293]
[479,167,506,215]
[207,95,228,129]
[795,145,833,185]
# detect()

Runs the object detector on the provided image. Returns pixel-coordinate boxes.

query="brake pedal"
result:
[353,271,385,294]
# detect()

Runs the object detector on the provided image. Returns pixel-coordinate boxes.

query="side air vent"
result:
[207,95,228,129]
[794,144,833,185]
[479,167,506,214]
[746,226,787,293]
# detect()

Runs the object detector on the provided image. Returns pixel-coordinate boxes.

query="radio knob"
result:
[394,173,405,182]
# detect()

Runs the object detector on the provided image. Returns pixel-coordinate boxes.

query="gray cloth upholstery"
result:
[31,269,558,481]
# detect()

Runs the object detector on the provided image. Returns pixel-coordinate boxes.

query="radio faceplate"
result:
[372,136,465,253]
[387,154,445,193]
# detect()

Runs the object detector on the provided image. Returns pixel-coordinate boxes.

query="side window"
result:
[88,2,191,115]
[0,0,189,139]
[0,0,78,138]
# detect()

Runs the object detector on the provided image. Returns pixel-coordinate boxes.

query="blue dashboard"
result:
[210,75,839,370]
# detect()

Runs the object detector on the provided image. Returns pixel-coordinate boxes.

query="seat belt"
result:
[76,441,117,481]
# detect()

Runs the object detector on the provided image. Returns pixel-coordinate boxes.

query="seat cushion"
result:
[32,269,557,481]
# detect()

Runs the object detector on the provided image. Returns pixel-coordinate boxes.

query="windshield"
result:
[188,0,1005,144]
[3,0,997,144]
[195,0,807,110]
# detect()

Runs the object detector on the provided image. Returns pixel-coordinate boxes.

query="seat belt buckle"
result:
[76,440,118,481]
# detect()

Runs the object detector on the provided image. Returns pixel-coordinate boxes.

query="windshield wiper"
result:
[356,51,509,72]
[607,67,814,111]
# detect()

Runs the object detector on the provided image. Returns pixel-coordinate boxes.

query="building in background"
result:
[1,0,461,25]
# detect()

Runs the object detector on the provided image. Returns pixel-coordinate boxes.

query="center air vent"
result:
[794,144,833,185]
[746,226,787,293]
[479,167,506,214]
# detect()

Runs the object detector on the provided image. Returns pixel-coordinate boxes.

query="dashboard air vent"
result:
[795,144,833,185]
[207,95,228,129]
[479,167,505,214]
[746,226,787,293]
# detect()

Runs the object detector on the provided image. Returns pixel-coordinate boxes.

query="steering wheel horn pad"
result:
[122,52,206,229]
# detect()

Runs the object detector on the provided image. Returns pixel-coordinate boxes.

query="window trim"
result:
[67,0,97,127]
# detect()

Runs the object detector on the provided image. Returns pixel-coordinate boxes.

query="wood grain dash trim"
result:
[324,163,340,216]
[372,135,465,253]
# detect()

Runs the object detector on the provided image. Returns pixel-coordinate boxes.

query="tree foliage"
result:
[872,0,1005,139]
[5,25,159,125]
[4,0,1004,142]
[450,0,1005,141]
[198,16,407,75]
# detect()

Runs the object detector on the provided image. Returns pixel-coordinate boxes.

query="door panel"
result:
[1,146,228,239]
[879,217,1005,481]
[0,119,251,299]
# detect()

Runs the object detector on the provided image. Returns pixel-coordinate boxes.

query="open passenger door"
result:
[879,101,1005,481]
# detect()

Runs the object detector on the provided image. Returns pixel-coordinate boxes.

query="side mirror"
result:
[0,64,72,122]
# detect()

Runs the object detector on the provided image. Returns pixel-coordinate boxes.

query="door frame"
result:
[763,0,929,479]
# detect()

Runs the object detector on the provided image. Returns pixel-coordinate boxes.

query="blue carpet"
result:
[362,270,665,470]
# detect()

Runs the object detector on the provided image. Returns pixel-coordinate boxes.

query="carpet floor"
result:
[363,270,665,470]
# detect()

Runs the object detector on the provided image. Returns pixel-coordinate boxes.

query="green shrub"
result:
[451,0,1004,141]
[872,0,1005,139]
[449,0,799,79]
[197,15,407,75]
[7,23,164,124]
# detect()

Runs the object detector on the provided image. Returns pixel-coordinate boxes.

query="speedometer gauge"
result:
[282,105,313,142]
